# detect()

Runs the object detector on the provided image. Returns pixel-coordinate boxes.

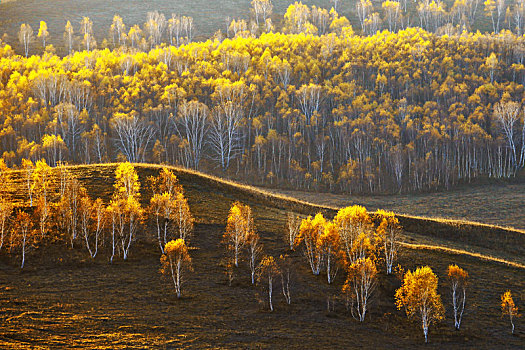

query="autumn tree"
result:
[319,221,342,284]
[334,206,376,265]
[145,11,167,48]
[246,230,262,284]
[161,239,193,298]
[342,257,377,322]
[279,254,293,304]
[80,17,96,52]
[64,21,74,55]
[447,265,468,330]
[284,212,301,251]
[501,290,520,334]
[297,213,325,275]
[110,15,126,48]
[493,100,523,171]
[37,21,49,49]
[0,198,13,251]
[78,193,105,258]
[111,112,155,163]
[396,266,445,343]
[375,210,401,274]
[175,100,209,170]
[110,163,142,260]
[149,168,192,252]
[173,191,194,242]
[257,255,280,311]
[18,23,34,57]
[12,210,33,268]
[32,159,51,238]
[223,202,253,267]
[252,0,273,26]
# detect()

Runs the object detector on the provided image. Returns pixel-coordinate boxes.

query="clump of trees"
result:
[3,3,525,197]
[149,168,194,253]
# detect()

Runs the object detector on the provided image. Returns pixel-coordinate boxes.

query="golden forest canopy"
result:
[0,4,525,194]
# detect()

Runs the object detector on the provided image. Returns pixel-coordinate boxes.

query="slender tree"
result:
[447,265,468,330]
[18,23,34,58]
[161,239,192,298]
[257,255,280,311]
[501,290,520,334]
[342,257,377,322]
[246,230,262,284]
[375,210,401,274]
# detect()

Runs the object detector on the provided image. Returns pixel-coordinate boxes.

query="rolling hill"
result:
[0,163,523,348]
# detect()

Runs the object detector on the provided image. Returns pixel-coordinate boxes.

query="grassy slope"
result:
[0,163,524,348]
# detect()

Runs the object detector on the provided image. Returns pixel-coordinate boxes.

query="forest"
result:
[0,0,524,194]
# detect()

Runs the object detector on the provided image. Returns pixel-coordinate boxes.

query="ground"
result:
[265,181,525,230]
[0,164,523,348]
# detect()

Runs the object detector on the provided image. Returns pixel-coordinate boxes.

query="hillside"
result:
[0,163,523,348]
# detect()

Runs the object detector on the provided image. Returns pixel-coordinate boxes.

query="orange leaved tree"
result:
[149,168,193,252]
[501,290,520,334]
[246,230,262,285]
[447,264,468,330]
[12,210,33,268]
[334,205,375,265]
[0,197,13,251]
[395,266,445,343]
[109,163,142,261]
[161,239,193,298]
[374,209,401,274]
[223,202,252,267]
[319,221,342,284]
[285,212,301,251]
[297,213,325,275]
[342,257,377,321]
[257,255,280,311]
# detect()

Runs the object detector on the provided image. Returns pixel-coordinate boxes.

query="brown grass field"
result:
[0,163,524,348]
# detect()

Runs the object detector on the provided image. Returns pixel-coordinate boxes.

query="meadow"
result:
[0,0,338,54]
[0,164,523,348]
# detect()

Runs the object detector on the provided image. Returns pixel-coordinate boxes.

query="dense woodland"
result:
[0,1,525,193]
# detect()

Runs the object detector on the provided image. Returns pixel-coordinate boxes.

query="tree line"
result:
[1,2,525,193]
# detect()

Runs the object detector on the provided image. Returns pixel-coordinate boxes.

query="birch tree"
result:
[284,212,301,251]
[80,17,96,52]
[501,290,519,334]
[18,23,34,58]
[257,255,280,311]
[279,254,292,304]
[447,265,468,330]
[175,100,209,170]
[0,198,13,251]
[13,210,32,268]
[64,21,74,55]
[223,202,252,267]
[342,257,377,322]
[246,230,262,284]
[161,239,192,298]
[297,213,325,275]
[375,209,401,274]
[37,21,49,49]
[319,221,342,284]
[493,100,522,171]
[396,266,445,343]
[110,163,142,260]
[112,112,155,163]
